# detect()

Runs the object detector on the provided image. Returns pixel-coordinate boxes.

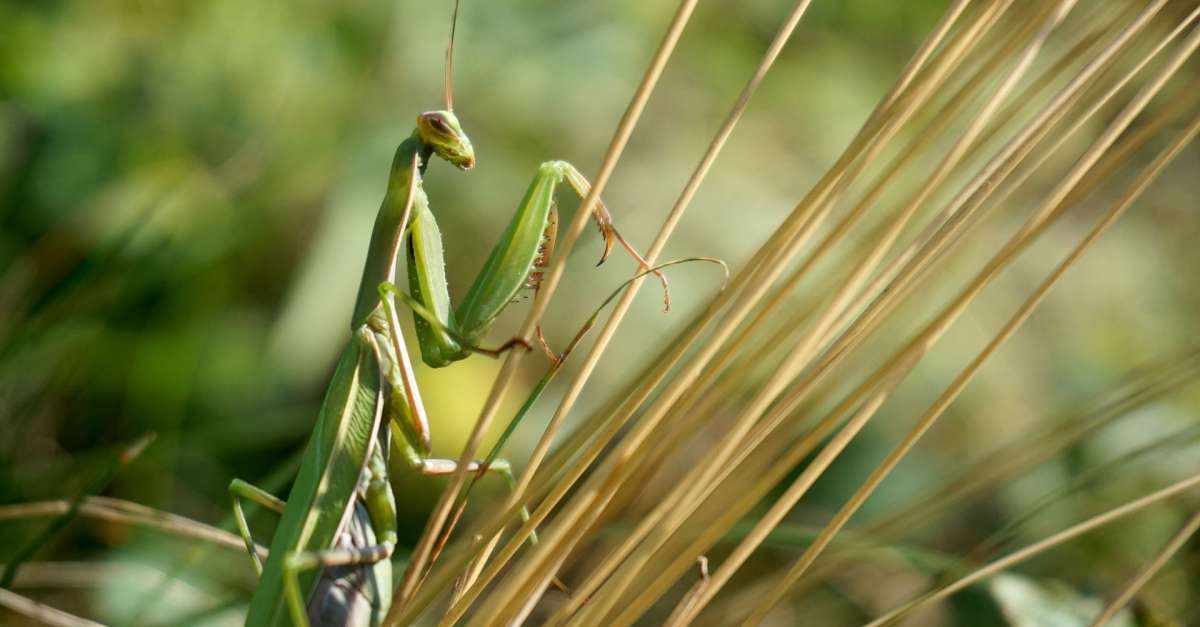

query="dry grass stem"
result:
[1087,510,1200,627]
[389,0,704,617]
[398,3,1200,624]
[0,588,103,627]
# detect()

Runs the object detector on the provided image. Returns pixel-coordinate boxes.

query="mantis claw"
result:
[560,162,670,310]
[468,336,533,359]
[604,221,671,312]
[595,227,616,267]
[498,336,534,354]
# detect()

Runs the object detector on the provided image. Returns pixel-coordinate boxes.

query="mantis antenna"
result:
[444,0,462,111]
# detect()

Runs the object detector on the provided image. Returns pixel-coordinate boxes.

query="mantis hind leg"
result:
[228,478,286,576]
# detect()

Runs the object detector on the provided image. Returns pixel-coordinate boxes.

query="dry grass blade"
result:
[11,0,1198,624]
[723,350,1200,611]
[0,496,266,558]
[441,1,816,622]
[734,101,1200,627]
[658,5,1081,619]
[1087,510,1200,627]
[643,13,1195,626]
[486,3,986,623]
[570,5,1038,624]
[388,0,703,618]
[865,471,1200,627]
[442,2,1200,624]
[0,588,103,627]
[871,347,1200,543]
[1,433,155,589]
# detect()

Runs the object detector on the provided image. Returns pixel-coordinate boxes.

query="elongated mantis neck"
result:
[351,132,435,327]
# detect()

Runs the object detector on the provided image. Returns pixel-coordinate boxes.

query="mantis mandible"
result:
[226,3,673,625]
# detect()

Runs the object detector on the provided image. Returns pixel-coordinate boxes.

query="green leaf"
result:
[988,573,1135,627]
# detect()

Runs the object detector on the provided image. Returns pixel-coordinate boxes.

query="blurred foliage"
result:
[0,0,1198,625]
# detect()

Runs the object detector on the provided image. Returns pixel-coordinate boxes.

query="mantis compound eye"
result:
[418,110,475,170]
[420,111,457,136]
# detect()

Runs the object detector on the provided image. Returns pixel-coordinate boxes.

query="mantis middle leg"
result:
[372,289,537,536]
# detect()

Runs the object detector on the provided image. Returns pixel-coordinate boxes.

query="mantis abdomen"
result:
[305,501,391,627]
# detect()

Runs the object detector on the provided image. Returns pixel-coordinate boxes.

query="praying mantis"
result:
[225,3,701,626]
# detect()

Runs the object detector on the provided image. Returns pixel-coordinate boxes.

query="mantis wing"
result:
[245,331,385,627]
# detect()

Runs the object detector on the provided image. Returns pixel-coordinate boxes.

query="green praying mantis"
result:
[225,3,722,626]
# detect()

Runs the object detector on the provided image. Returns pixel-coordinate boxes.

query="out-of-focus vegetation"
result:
[1,1,1198,625]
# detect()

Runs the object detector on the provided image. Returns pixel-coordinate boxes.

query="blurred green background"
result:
[1,0,1197,624]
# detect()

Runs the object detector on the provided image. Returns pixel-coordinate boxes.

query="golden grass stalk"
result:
[389,0,706,613]
[865,471,1200,627]
[1087,510,1200,627]
[0,588,102,627]
[0,496,264,558]
[388,2,1200,624]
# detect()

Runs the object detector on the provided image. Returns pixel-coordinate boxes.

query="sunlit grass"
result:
[397,3,1200,625]
[2,1,1199,626]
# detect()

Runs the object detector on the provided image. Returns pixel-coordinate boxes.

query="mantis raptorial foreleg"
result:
[405,157,669,368]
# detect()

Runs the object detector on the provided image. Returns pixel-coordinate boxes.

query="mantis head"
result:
[417,110,475,170]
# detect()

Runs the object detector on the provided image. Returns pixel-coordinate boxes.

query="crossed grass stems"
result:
[391,2,1200,624]
[6,0,1200,625]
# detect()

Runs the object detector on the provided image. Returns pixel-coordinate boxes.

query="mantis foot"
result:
[468,336,533,359]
